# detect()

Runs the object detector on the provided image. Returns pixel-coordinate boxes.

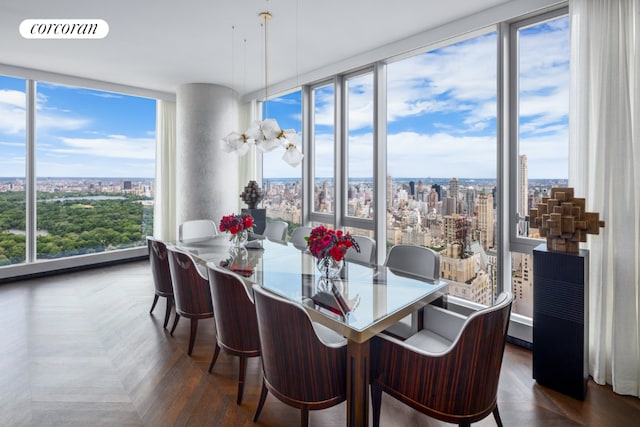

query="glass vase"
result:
[316,256,344,279]
[231,229,248,248]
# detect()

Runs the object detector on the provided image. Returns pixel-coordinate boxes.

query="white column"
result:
[176,83,239,230]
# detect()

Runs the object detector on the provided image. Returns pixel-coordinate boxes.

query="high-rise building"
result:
[519,155,528,217]
[428,187,438,213]
[511,252,533,317]
[465,186,476,216]
[518,155,529,236]
[387,174,393,209]
[443,213,466,246]
[449,177,459,200]
[477,192,494,250]
[432,183,442,200]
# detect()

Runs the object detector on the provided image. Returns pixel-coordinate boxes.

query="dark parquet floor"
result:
[1,260,639,426]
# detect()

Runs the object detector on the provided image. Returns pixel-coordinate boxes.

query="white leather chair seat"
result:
[403,304,468,353]
[404,329,453,353]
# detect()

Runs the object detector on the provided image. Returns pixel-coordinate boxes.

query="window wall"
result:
[0,75,156,269]
[258,4,570,335]
[386,31,498,306]
[510,10,569,317]
[345,71,375,221]
[261,89,303,236]
[311,82,335,217]
[0,76,26,266]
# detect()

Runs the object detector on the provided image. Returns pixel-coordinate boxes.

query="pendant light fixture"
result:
[221,11,303,168]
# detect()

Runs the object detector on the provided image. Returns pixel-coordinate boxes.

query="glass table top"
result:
[174,235,448,342]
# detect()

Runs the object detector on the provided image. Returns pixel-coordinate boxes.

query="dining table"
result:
[175,234,449,427]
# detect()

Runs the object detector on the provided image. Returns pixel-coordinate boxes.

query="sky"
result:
[0,77,156,178]
[264,15,570,180]
[1,16,568,181]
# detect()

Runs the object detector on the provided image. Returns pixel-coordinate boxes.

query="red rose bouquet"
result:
[219,213,254,235]
[306,225,359,262]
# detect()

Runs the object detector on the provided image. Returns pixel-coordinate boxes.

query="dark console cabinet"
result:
[242,208,266,235]
[533,243,589,400]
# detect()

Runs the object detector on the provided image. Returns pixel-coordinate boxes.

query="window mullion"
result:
[25,80,36,263]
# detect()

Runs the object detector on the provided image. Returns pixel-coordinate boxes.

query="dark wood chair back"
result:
[252,284,347,426]
[370,292,513,426]
[167,247,213,319]
[166,246,214,355]
[206,263,261,404]
[148,237,173,297]
[207,264,260,356]
[147,236,174,328]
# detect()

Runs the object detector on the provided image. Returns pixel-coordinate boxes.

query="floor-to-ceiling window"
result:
[345,71,375,222]
[386,31,498,305]
[34,82,155,259]
[510,9,569,317]
[0,76,27,266]
[261,89,303,236]
[0,74,156,271]
[311,82,335,219]
[261,4,569,338]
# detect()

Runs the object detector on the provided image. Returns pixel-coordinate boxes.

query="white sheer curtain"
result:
[153,100,177,241]
[569,0,639,397]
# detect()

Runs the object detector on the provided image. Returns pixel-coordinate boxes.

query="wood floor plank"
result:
[1,260,639,426]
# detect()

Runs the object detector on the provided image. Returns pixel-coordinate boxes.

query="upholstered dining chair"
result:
[261,220,289,243]
[252,284,348,427]
[344,235,376,265]
[370,292,513,427]
[147,236,174,329]
[178,219,218,243]
[383,244,441,338]
[206,263,261,405]
[166,245,214,356]
[289,225,312,250]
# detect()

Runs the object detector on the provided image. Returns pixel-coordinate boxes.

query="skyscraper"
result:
[519,155,529,236]
[449,177,459,214]
[477,192,494,251]
[519,155,528,217]
[465,186,476,216]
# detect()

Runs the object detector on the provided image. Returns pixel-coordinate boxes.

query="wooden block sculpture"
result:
[528,187,605,253]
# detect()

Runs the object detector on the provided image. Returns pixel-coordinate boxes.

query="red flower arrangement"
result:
[306,226,360,262]
[219,213,254,235]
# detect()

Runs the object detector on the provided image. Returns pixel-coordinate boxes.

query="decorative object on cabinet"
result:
[527,187,604,253]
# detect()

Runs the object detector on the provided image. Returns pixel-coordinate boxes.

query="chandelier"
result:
[221,11,303,168]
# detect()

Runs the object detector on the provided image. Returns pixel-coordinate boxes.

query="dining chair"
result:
[370,292,513,427]
[344,235,376,265]
[289,225,312,250]
[147,236,174,329]
[252,284,348,427]
[206,263,261,405]
[383,244,441,338]
[166,245,214,356]
[261,220,289,243]
[178,219,218,243]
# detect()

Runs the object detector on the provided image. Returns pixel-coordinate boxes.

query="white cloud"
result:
[387,131,497,178]
[385,33,498,133]
[49,135,156,160]
[0,89,26,134]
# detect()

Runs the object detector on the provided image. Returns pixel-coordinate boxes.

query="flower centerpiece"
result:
[306,226,360,279]
[219,213,254,247]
